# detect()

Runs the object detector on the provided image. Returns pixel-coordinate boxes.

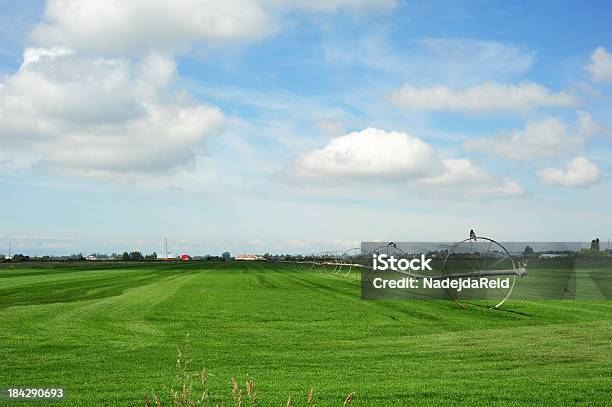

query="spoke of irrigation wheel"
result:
[310,253,319,272]
[339,249,357,279]
[343,248,369,280]
[481,241,494,307]
[493,256,512,302]
[478,243,501,307]
[488,241,516,308]
[332,251,341,276]
[486,254,510,273]
[481,240,493,271]
[462,239,481,273]
[329,251,340,276]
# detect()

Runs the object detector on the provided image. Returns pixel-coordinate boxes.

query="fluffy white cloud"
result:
[388,82,577,113]
[587,47,612,84]
[280,128,526,198]
[285,128,443,181]
[0,48,224,177]
[31,0,396,54]
[537,156,601,188]
[4,1,396,181]
[463,113,594,161]
[31,0,270,54]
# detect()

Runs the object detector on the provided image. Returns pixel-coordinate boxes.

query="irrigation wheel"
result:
[362,242,409,283]
[442,237,517,308]
[336,248,370,279]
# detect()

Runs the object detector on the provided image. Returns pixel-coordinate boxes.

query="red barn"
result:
[180,254,192,261]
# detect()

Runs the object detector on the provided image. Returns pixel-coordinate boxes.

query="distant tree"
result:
[12,254,29,262]
[523,246,535,256]
[129,251,144,261]
[122,252,130,261]
[145,252,157,261]
[591,238,600,252]
[68,253,84,260]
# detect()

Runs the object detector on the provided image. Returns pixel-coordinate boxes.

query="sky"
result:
[1,0,611,256]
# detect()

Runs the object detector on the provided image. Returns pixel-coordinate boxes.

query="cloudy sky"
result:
[1,0,611,256]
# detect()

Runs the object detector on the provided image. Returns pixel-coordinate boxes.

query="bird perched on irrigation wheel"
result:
[469,229,477,241]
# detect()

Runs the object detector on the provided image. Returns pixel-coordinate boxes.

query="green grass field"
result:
[1,261,611,406]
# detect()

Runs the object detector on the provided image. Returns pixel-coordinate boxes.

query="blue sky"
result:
[1,0,611,256]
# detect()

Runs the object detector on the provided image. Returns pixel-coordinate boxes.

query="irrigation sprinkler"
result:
[334,248,370,279]
[317,251,341,274]
[291,237,527,308]
[440,236,526,308]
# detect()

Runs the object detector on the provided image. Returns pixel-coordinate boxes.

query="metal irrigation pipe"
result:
[387,267,527,280]
[286,261,527,280]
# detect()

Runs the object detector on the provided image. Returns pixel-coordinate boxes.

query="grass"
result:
[0,261,611,406]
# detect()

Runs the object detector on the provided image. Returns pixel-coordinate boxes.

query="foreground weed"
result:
[144,335,355,406]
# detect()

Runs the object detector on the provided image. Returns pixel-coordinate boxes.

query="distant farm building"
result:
[236,254,257,261]
[180,254,192,261]
[158,253,175,261]
[235,254,265,261]
[539,253,570,259]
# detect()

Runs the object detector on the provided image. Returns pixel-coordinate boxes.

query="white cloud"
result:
[284,127,444,181]
[537,156,601,188]
[280,128,526,199]
[31,0,270,54]
[389,82,578,113]
[420,158,491,186]
[22,46,74,65]
[0,48,224,178]
[3,0,395,182]
[463,114,595,161]
[587,46,612,84]
[30,0,396,55]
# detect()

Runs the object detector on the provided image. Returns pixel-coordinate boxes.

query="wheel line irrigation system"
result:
[276,237,528,309]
